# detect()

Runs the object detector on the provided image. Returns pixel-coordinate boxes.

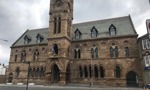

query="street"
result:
[0,84,143,90]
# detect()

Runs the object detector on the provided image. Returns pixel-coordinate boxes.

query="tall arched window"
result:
[84,66,88,78]
[125,47,129,57]
[52,44,58,54]
[95,48,98,58]
[115,66,121,78]
[33,49,39,61]
[58,17,61,33]
[94,66,98,78]
[54,17,57,34]
[91,46,98,58]
[14,55,17,62]
[91,48,94,58]
[110,43,119,58]
[91,26,98,38]
[89,66,92,78]
[74,47,81,59]
[79,66,83,78]
[15,67,20,77]
[40,67,44,77]
[78,49,81,58]
[32,68,36,77]
[28,67,32,78]
[100,66,104,78]
[109,24,116,35]
[115,46,118,57]
[36,68,40,77]
[21,50,26,62]
[74,49,77,59]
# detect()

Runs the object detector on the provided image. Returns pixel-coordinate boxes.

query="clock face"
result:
[55,0,62,7]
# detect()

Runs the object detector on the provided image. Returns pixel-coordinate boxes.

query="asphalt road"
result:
[0,85,143,90]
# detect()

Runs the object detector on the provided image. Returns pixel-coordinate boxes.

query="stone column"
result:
[59,72,66,86]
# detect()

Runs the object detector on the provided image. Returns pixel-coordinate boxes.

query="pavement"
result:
[0,84,143,90]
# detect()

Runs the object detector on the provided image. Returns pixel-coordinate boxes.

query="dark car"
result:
[145,84,150,89]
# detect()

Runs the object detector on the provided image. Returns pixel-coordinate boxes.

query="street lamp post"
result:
[89,49,93,87]
[23,61,30,90]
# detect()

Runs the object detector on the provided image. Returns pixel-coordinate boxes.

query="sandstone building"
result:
[7,0,143,87]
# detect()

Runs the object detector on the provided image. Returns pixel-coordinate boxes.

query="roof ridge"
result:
[28,27,49,31]
[73,15,129,25]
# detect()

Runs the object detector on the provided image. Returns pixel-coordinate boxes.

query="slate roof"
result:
[71,15,137,40]
[12,28,49,47]
[12,15,137,47]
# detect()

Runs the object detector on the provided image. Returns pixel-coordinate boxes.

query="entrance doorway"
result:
[126,71,138,87]
[51,64,60,83]
[8,73,13,83]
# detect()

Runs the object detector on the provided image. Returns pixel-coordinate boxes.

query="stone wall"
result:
[0,75,6,84]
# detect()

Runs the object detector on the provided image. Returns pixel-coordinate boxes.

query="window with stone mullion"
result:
[146,39,150,49]
[79,67,83,78]
[142,40,147,50]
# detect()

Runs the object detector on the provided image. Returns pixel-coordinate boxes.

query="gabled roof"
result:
[12,15,138,47]
[12,28,48,47]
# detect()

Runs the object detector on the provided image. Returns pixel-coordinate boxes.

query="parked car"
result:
[145,84,150,89]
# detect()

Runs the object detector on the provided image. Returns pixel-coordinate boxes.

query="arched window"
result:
[28,67,32,78]
[110,47,114,58]
[36,68,40,77]
[75,29,82,39]
[79,66,83,78]
[89,66,92,78]
[94,66,98,78]
[115,66,121,78]
[91,26,98,38]
[115,46,118,58]
[54,17,57,34]
[74,49,77,59]
[110,43,119,58]
[14,55,17,62]
[15,67,20,77]
[84,66,88,78]
[78,49,81,59]
[91,48,94,58]
[109,24,116,35]
[40,67,43,77]
[32,68,36,77]
[58,17,61,33]
[52,44,58,54]
[21,50,26,62]
[95,48,98,58]
[91,46,98,58]
[74,47,81,59]
[33,49,39,61]
[125,47,129,57]
[100,66,104,78]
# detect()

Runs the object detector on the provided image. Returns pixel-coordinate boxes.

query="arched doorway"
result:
[66,64,71,83]
[8,73,13,83]
[126,71,138,87]
[51,64,60,83]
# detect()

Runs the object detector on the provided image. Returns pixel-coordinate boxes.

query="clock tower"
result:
[45,0,73,85]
